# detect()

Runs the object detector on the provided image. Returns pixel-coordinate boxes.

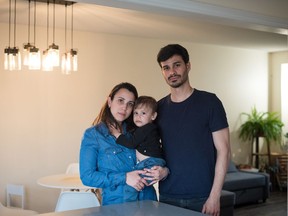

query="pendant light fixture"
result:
[4,0,12,70]
[70,3,78,71]
[61,2,77,74]
[28,0,41,70]
[23,0,33,67]
[4,0,77,72]
[42,0,53,71]
[47,0,60,67]
[61,3,71,74]
[4,0,21,71]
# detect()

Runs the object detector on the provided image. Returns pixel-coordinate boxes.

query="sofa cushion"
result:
[220,190,235,216]
[227,161,238,173]
[220,190,235,207]
[223,171,266,191]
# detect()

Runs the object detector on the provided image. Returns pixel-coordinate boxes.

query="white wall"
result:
[0,22,273,213]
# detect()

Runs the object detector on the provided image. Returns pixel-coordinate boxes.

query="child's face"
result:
[133,105,157,127]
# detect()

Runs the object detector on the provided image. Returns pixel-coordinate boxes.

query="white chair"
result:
[62,163,80,192]
[0,202,38,216]
[6,184,25,209]
[153,182,159,201]
[63,162,102,203]
[65,163,79,174]
[55,191,100,212]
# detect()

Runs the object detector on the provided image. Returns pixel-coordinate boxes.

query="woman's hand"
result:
[143,166,169,185]
[126,170,148,191]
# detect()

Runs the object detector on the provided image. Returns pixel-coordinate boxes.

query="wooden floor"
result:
[234,189,287,216]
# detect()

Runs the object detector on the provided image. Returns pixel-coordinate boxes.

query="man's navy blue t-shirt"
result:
[157,89,228,198]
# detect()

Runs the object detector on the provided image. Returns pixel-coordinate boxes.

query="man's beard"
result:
[170,81,183,88]
[167,74,186,88]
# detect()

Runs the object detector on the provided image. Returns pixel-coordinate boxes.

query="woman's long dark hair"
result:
[92,82,138,132]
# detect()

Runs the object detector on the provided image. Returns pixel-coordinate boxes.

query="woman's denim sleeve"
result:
[79,127,126,188]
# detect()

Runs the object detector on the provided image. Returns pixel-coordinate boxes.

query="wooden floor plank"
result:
[234,190,287,216]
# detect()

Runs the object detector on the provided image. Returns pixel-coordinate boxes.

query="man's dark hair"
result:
[157,44,189,66]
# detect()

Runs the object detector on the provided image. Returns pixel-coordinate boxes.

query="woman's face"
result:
[108,88,136,123]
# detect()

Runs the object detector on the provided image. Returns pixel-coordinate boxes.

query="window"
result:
[281,63,288,133]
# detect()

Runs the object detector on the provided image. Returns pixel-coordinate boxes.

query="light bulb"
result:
[29,46,41,70]
[48,43,59,67]
[42,49,53,71]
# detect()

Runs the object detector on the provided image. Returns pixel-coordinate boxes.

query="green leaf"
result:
[239,107,284,144]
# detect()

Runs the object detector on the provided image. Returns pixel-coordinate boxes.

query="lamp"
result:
[42,0,53,71]
[61,3,71,74]
[61,2,77,74]
[4,0,77,72]
[4,0,21,71]
[28,0,41,70]
[70,3,78,72]
[47,0,60,67]
[23,0,33,66]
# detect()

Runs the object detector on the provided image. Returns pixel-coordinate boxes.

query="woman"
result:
[80,82,157,205]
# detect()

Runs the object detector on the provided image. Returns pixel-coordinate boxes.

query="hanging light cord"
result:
[8,0,11,48]
[46,0,49,48]
[28,0,31,44]
[64,3,67,51]
[71,3,74,49]
[53,0,56,44]
[13,0,16,47]
[33,0,36,45]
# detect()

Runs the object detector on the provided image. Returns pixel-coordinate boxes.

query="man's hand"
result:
[143,166,169,185]
[202,196,220,216]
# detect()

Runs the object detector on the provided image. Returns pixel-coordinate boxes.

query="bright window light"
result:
[281,63,288,134]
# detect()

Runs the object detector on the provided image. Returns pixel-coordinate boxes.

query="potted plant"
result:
[239,107,284,167]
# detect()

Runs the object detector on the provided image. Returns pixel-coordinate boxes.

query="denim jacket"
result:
[80,122,138,205]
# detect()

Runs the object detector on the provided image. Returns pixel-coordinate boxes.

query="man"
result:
[152,44,231,216]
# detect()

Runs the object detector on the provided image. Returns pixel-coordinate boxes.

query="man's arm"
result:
[202,127,231,216]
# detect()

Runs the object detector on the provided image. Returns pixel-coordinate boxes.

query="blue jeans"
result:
[159,194,208,213]
[124,157,166,202]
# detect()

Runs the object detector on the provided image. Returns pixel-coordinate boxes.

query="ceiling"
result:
[0,0,287,52]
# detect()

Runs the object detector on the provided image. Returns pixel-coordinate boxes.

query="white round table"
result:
[37,174,91,190]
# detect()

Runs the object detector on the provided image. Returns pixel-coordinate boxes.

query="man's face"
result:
[160,54,190,88]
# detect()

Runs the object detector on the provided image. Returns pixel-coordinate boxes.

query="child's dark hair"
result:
[135,96,157,113]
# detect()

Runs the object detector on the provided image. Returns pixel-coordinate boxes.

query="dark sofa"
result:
[223,161,270,205]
